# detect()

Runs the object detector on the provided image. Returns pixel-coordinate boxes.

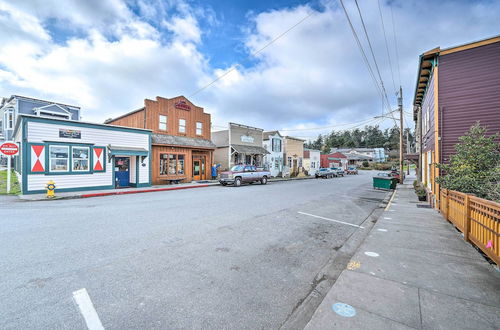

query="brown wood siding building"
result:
[106,96,215,184]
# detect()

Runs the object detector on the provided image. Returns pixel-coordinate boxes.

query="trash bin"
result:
[373,176,395,190]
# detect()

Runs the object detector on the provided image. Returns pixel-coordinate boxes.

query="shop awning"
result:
[231,144,270,155]
[108,145,149,156]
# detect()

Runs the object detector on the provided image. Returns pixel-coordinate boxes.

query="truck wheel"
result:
[261,176,268,185]
[234,177,242,187]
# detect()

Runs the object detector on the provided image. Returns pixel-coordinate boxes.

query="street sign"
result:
[0,142,19,156]
[1,142,18,194]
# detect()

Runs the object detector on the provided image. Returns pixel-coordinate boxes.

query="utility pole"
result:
[406,129,410,175]
[398,86,404,184]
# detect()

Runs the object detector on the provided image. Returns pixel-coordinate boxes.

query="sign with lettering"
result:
[0,142,18,155]
[59,129,81,139]
[174,100,191,111]
[240,135,254,143]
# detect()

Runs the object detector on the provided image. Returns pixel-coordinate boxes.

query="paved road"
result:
[1,171,388,329]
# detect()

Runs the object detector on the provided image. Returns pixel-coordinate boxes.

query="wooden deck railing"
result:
[439,189,499,265]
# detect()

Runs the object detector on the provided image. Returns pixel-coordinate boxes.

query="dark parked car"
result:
[219,165,271,187]
[316,168,335,178]
[330,167,345,176]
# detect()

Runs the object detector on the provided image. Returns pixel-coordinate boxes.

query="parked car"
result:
[346,166,358,175]
[330,167,344,177]
[316,168,335,178]
[219,165,271,187]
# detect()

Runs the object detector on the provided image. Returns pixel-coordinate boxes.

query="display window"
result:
[50,146,69,172]
[72,147,90,171]
[160,153,185,175]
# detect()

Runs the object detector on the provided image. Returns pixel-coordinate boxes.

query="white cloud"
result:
[0,0,499,134]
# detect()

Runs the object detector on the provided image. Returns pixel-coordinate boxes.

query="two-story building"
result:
[303,149,320,176]
[263,131,284,177]
[212,123,269,171]
[1,95,81,165]
[106,96,216,184]
[412,36,500,207]
[283,136,305,176]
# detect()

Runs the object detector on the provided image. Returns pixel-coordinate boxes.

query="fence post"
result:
[464,194,470,242]
[445,189,449,220]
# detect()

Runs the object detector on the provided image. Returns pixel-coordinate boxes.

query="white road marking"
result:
[298,212,364,229]
[383,217,392,220]
[73,288,104,330]
[364,252,380,257]
[377,228,388,232]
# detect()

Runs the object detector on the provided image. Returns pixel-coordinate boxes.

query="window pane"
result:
[196,122,202,135]
[177,155,185,174]
[179,119,186,133]
[72,147,89,171]
[50,146,68,158]
[159,115,167,130]
[168,154,176,174]
[160,153,168,175]
[51,158,68,171]
[73,147,89,159]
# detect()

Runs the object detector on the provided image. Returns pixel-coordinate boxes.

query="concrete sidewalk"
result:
[305,177,500,329]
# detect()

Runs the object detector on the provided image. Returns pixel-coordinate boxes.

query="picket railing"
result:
[439,189,499,265]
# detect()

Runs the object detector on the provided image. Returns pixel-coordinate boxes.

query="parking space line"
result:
[73,288,104,330]
[298,211,364,229]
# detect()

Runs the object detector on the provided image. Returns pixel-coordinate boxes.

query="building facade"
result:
[283,136,305,176]
[1,95,81,165]
[320,152,348,168]
[13,115,151,194]
[263,131,284,177]
[106,96,215,184]
[412,36,500,206]
[303,149,320,176]
[212,123,269,171]
[333,148,386,163]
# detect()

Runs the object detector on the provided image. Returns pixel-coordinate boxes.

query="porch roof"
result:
[231,144,270,155]
[152,133,216,149]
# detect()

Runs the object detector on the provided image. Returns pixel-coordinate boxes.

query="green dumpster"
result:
[373,175,397,190]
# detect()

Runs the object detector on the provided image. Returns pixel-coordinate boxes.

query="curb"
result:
[280,188,393,330]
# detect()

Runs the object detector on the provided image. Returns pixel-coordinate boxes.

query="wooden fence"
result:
[439,189,499,265]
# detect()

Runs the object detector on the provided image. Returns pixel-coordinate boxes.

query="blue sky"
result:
[1,0,499,139]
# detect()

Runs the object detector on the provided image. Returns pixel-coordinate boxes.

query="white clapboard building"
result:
[13,115,152,194]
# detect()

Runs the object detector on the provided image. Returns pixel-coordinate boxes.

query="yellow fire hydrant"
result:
[46,180,56,198]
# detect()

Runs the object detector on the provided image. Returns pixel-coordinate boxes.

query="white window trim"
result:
[72,146,90,172]
[159,115,167,131]
[179,119,186,133]
[196,121,203,135]
[49,145,70,173]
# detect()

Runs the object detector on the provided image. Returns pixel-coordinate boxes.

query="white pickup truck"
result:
[219,165,271,187]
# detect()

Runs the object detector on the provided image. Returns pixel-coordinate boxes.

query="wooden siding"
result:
[108,109,145,129]
[283,138,304,159]
[439,41,500,163]
[421,72,435,153]
[229,124,263,147]
[151,145,212,184]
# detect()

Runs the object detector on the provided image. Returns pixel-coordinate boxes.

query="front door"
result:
[193,160,201,181]
[115,157,130,187]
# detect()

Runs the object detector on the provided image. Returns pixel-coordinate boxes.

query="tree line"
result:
[304,125,414,154]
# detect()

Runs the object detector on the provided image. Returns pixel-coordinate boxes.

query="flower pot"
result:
[418,194,427,201]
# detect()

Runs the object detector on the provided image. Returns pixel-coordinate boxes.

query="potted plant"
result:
[415,186,427,201]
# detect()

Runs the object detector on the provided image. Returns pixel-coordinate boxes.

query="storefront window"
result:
[50,146,69,172]
[160,153,185,175]
[72,147,89,171]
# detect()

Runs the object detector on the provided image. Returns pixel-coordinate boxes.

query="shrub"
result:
[362,161,369,168]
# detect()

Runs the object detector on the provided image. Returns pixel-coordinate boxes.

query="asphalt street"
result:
[1,171,389,329]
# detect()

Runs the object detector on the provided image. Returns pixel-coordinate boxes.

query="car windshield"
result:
[231,165,245,171]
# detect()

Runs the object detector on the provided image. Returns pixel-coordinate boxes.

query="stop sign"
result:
[0,142,19,156]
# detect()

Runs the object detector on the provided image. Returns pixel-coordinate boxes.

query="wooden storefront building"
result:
[106,96,215,184]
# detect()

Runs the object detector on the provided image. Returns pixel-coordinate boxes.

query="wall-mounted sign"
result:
[240,135,254,143]
[59,129,81,139]
[174,100,191,111]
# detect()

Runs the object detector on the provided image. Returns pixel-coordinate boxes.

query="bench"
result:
[159,177,186,185]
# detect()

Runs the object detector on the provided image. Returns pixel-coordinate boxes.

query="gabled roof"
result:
[34,104,71,115]
[263,130,282,140]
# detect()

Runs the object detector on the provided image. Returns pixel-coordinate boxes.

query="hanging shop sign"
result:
[59,128,81,139]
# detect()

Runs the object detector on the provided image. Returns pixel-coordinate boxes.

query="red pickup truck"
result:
[219,165,271,187]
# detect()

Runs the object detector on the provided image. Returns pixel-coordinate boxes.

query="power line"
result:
[188,10,315,98]
[352,0,397,126]
[338,0,389,116]
[390,5,401,87]
[278,115,382,132]
[377,0,396,93]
